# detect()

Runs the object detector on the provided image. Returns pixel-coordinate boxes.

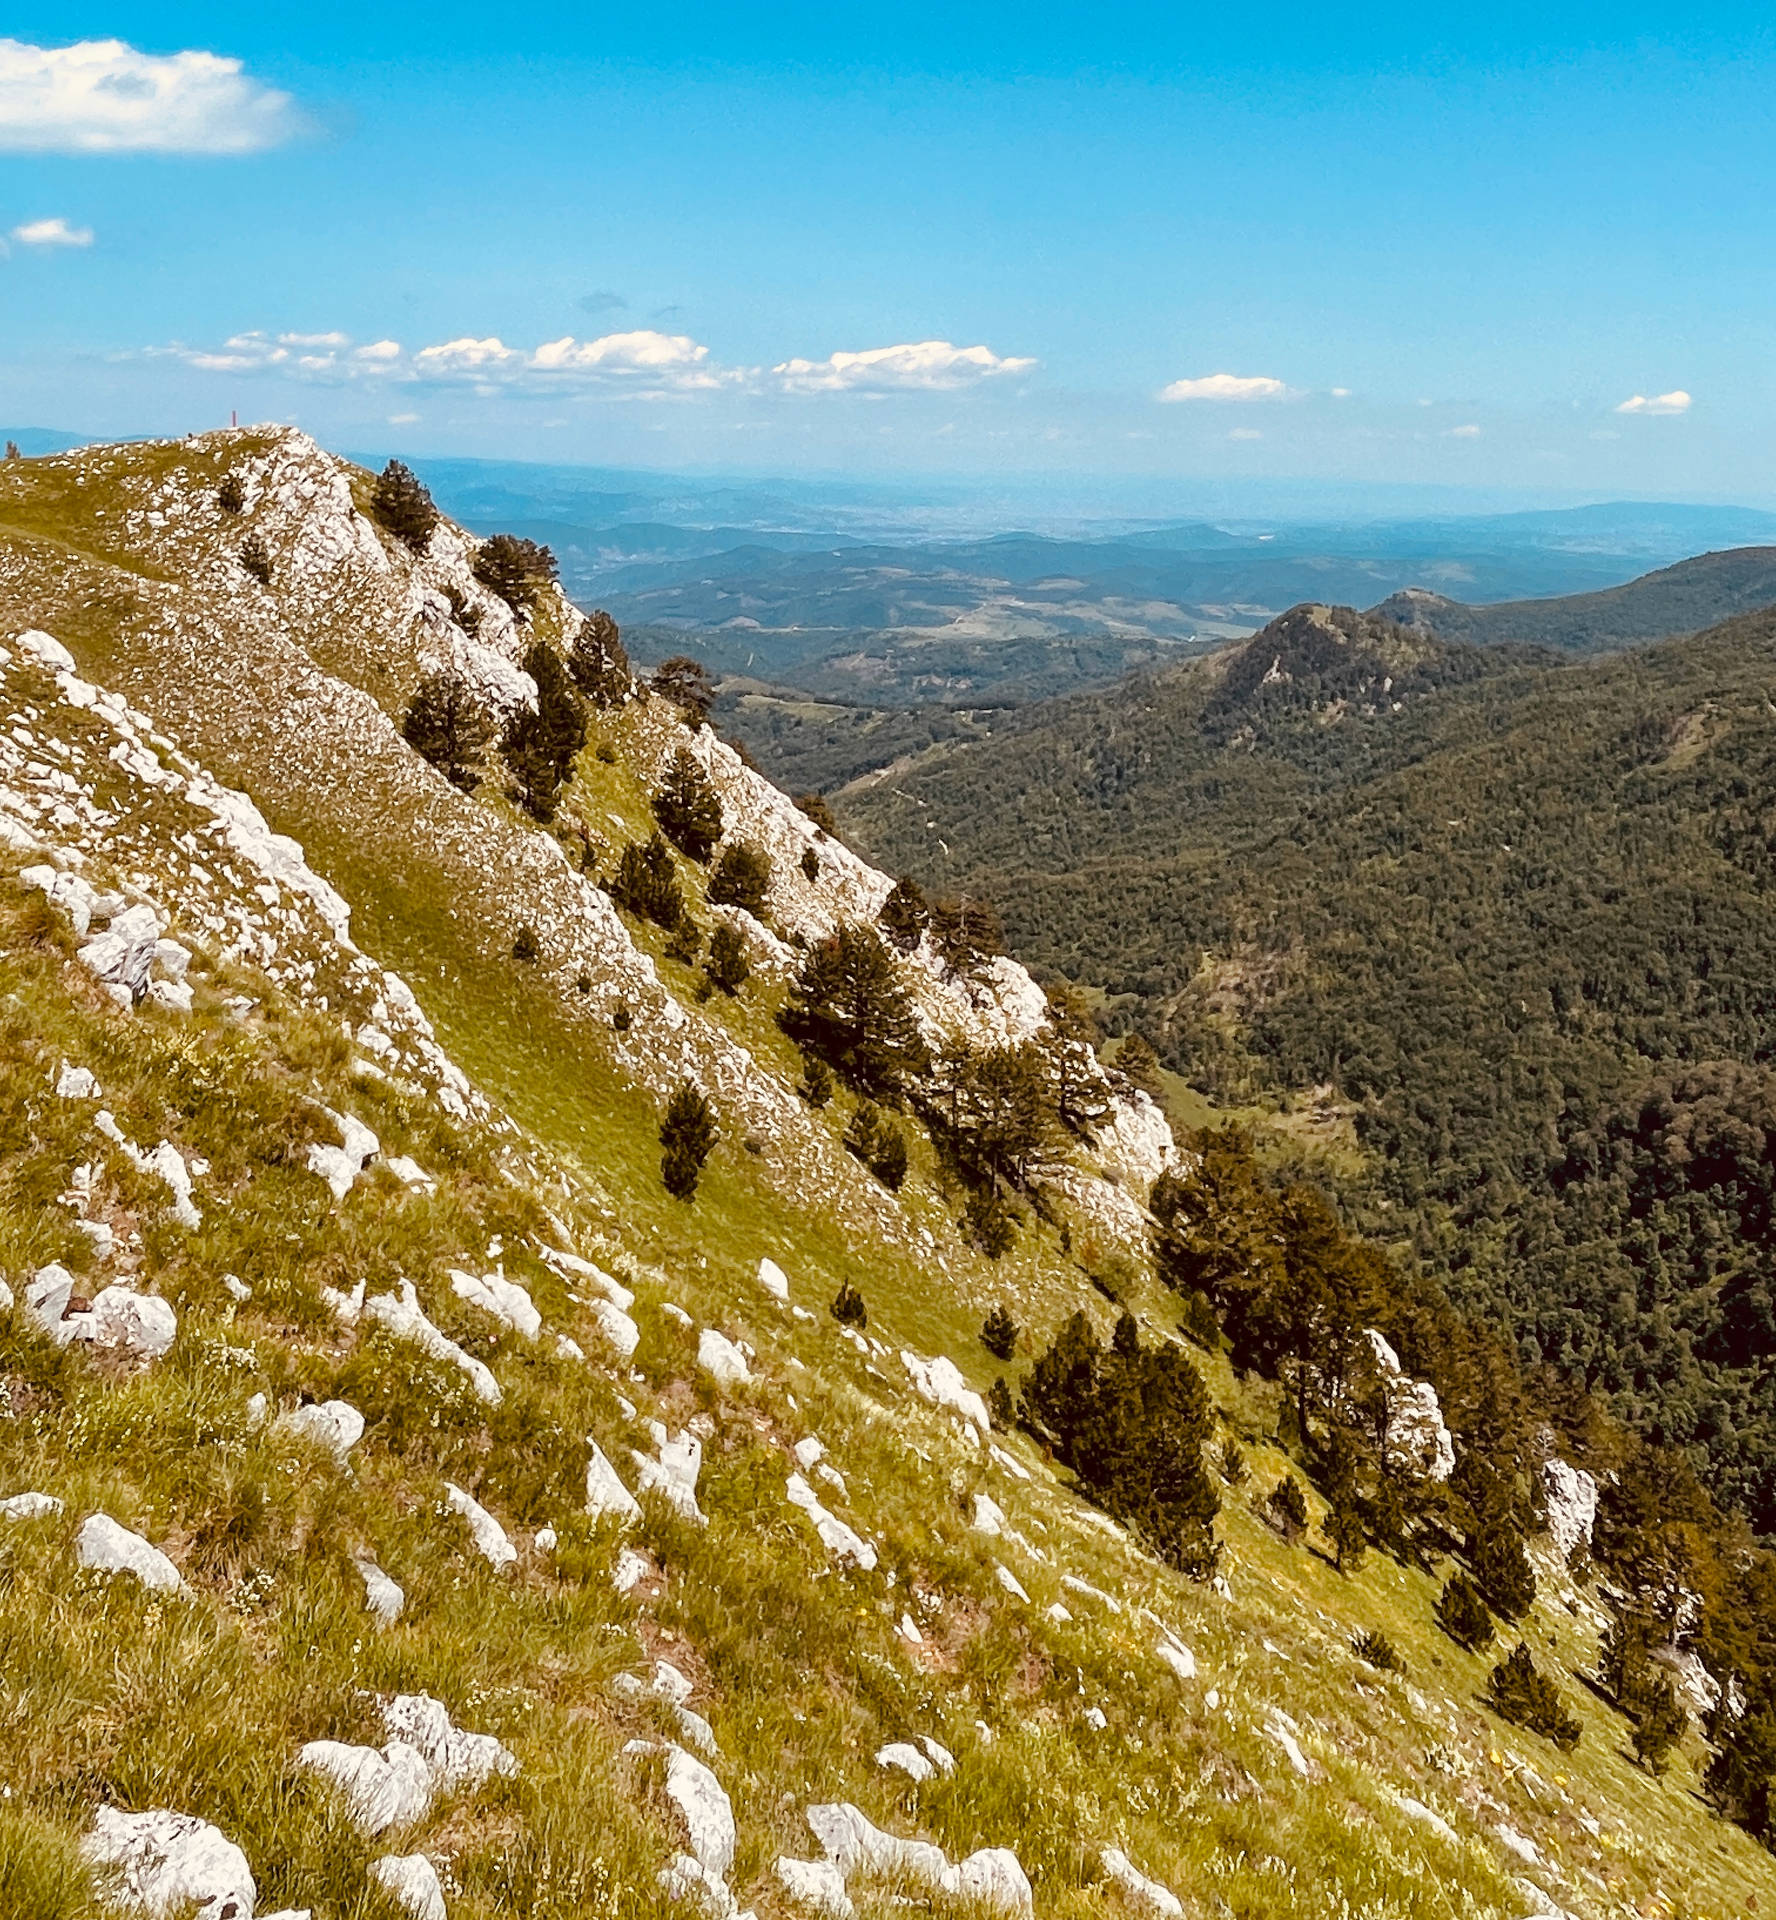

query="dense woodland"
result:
[844,601,1776,1533]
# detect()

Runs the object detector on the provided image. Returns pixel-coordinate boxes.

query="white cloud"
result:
[772,340,1036,393]
[1158,372,1287,402]
[278,330,347,348]
[387,412,419,425]
[414,336,519,373]
[1228,427,1262,441]
[1615,389,1691,415]
[530,329,724,387]
[354,340,402,363]
[0,37,298,154]
[1330,386,1351,398]
[10,215,91,247]
[1447,423,1482,438]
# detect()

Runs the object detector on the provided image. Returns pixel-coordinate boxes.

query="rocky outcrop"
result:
[1357,1330,1455,1482]
[1541,1456,1598,1564]
[81,1806,256,1919]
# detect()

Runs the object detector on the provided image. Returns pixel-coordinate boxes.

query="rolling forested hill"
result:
[842,602,1776,1527]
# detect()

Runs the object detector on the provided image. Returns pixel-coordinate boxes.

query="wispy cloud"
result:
[1159,372,1288,402]
[771,341,1036,393]
[0,37,299,154]
[1447,423,1482,438]
[1615,389,1691,416]
[1228,427,1262,441]
[10,215,91,247]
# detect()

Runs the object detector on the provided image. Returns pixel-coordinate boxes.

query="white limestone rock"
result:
[901,1350,990,1431]
[806,1803,948,1890]
[757,1256,790,1302]
[994,1564,1031,1603]
[787,1471,877,1570]
[81,1805,255,1919]
[306,1107,380,1200]
[369,1853,448,1920]
[1263,1706,1316,1779]
[942,1848,1033,1918]
[590,1297,642,1359]
[876,1742,935,1783]
[450,1267,542,1340]
[56,1060,100,1098]
[382,1691,518,1792]
[612,1547,655,1594]
[972,1493,1006,1536]
[385,1154,437,1192]
[445,1482,517,1571]
[698,1327,752,1388]
[297,1739,434,1834]
[918,1736,956,1773]
[775,1857,853,1920]
[632,1423,706,1525]
[76,1513,185,1593]
[357,1556,405,1626]
[18,626,77,672]
[0,1489,63,1520]
[1541,1456,1598,1564]
[658,1744,736,1878]
[276,1399,365,1462]
[1393,1794,1459,1848]
[32,1282,178,1362]
[1100,1846,1182,1919]
[586,1441,644,1524]
[1358,1330,1455,1483]
[363,1281,500,1404]
[1155,1634,1196,1682]
[79,903,162,1004]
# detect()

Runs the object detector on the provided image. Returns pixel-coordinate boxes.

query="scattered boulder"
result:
[1154,1632,1196,1682]
[382,1692,518,1792]
[384,1154,437,1192]
[305,1107,380,1200]
[369,1853,448,1920]
[632,1423,706,1526]
[586,1441,644,1524]
[1100,1846,1182,1919]
[79,903,162,1006]
[0,1490,63,1521]
[1262,1706,1316,1780]
[444,1482,517,1571]
[787,1471,877,1570]
[297,1739,434,1835]
[613,1547,655,1594]
[776,1857,853,1919]
[698,1328,751,1388]
[275,1399,365,1463]
[1393,1794,1459,1848]
[357,1555,405,1627]
[26,1269,178,1361]
[81,1806,255,1920]
[364,1281,501,1404]
[648,1743,737,1879]
[590,1298,642,1358]
[901,1351,990,1431]
[918,1737,956,1773]
[941,1849,1033,1918]
[806,1803,948,1891]
[1358,1330,1455,1483]
[76,1513,185,1593]
[972,1493,1006,1536]
[449,1267,542,1339]
[56,1060,100,1098]
[994,1564,1030,1603]
[877,1741,936,1783]
[758,1256,790,1302]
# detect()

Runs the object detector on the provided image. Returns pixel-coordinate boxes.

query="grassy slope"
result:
[0,433,1770,1919]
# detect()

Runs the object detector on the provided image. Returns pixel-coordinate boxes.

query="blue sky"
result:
[3,4,1775,502]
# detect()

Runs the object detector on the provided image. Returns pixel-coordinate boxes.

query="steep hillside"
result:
[1372,546,1776,655]
[842,603,1776,1526]
[3,438,1774,1920]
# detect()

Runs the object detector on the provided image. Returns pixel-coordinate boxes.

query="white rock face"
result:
[590,1297,642,1358]
[1155,1634,1196,1682]
[787,1471,877,1570]
[901,1351,990,1431]
[450,1267,542,1339]
[297,1739,434,1835]
[77,1513,185,1593]
[941,1849,1033,1918]
[1100,1846,1183,1919]
[972,1493,1006,1536]
[806,1803,948,1890]
[586,1441,644,1524]
[1358,1330,1456,1483]
[632,1423,706,1525]
[0,1490,64,1520]
[80,902,162,1004]
[18,626,77,672]
[445,1482,517,1571]
[369,1853,447,1920]
[1542,1456,1598,1563]
[994,1564,1031,1604]
[276,1399,365,1462]
[612,1547,654,1594]
[81,1805,256,1919]
[306,1107,380,1200]
[357,1555,405,1626]
[363,1281,501,1404]
[384,1154,436,1191]
[26,1267,179,1359]
[658,1745,736,1878]
[776,1856,854,1919]
[57,1060,100,1098]
[697,1327,752,1387]
[758,1256,790,1302]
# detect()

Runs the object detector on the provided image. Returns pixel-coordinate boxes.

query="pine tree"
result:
[930,894,1004,976]
[1488,1643,1582,1751]
[1632,1676,1688,1777]
[1328,1485,1368,1573]
[217,471,246,514]
[879,875,930,950]
[988,1377,1016,1431]
[705,923,751,995]
[1469,1510,1537,1623]
[1354,1630,1405,1674]
[798,1055,834,1108]
[1117,1032,1167,1101]
[1218,1439,1249,1485]
[844,1102,908,1189]
[780,922,931,1100]
[239,532,272,585]
[708,840,772,915]
[610,833,686,930]
[830,1281,867,1328]
[981,1304,1020,1361]
[567,609,632,705]
[502,641,586,821]
[1435,1571,1495,1650]
[795,792,837,835]
[474,532,557,612]
[800,847,821,882]
[939,1041,1063,1191]
[372,459,439,551]
[650,655,716,727]
[401,667,495,791]
[963,1186,1017,1257]
[659,1082,717,1200]
[1267,1475,1309,1544]
[652,748,723,863]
